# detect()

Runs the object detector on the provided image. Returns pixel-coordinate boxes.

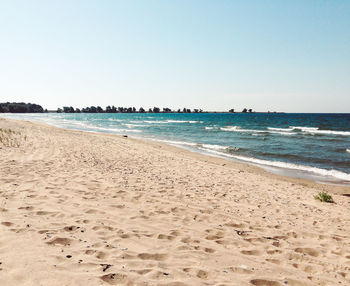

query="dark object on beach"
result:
[66,255,72,258]
[0,102,44,113]
[123,135,128,138]
[101,264,112,272]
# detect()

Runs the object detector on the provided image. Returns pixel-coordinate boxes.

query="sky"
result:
[0,0,349,112]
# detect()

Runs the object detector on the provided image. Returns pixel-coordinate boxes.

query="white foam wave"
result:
[201,144,228,151]
[167,120,202,123]
[151,140,231,153]
[221,125,350,136]
[143,120,169,124]
[166,120,187,123]
[166,120,200,123]
[291,126,350,136]
[152,139,198,147]
[221,126,294,135]
[143,120,201,124]
[220,126,254,132]
[199,149,350,181]
[269,131,294,135]
[268,127,293,132]
[108,118,124,122]
[291,126,318,132]
[123,123,144,128]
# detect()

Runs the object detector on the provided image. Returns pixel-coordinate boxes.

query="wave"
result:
[201,144,228,151]
[144,120,202,124]
[108,118,124,122]
[220,126,263,133]
[150,139,198,147]
[268,127,293,132]
[199,148,350,181]
[221,126,294,135]
[150,139,240,154]
[291,126,350,136]
[220,125,350,137]
[166,120,202,123]
[143,120,170,124]
[63,121,142,133]
[123,123,145,128]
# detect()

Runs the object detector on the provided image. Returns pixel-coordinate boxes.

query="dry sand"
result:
[1,118,350,286]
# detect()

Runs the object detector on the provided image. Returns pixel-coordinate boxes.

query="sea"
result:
[2,112,350,185]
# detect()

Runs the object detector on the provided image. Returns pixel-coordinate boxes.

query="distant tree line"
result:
[57,106,255,113]
[229,108,253,113]
[57,106,205,113]
[0,102,45,113]
[0,102,255,114]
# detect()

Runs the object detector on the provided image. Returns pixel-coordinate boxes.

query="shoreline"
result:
[3,117,350,193]
[1,118,350,285]
[1,117,350,202]
[2,114,350,188]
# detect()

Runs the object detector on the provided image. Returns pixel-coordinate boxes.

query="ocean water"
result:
[2,112,350,185]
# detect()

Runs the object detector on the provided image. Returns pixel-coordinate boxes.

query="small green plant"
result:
[314,192,334,203]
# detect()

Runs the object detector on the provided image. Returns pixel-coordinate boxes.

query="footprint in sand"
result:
[131,269,152,275]
[204,247,216,253]
[157,234,176,240]
[18,206,34,211]
[241,249,262,256]
[294,248,319,257]
[1,222,13,227]
[205,234,224,240]
[47,237,72,246]
[95,251,108,259]
[196,270,209,279]
[137,253,168,261]
[100,273,127,285]
[266,249,282,255]
[36,211,51,215]
[265,258,281,265]
[250,279,281,286]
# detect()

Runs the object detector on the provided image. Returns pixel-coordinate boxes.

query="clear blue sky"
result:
[0,0,349,112]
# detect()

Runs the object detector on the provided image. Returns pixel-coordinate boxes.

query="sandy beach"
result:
[1,118,350,286]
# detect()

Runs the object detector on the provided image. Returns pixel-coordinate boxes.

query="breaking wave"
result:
[200,149,350,181]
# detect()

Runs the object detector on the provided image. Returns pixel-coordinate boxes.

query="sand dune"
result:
[1,118,350,285]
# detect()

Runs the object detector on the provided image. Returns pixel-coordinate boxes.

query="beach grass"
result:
[314,191,334,203]
[0,128,21,147]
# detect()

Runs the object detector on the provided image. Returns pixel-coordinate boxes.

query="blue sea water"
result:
[2,112,350,185]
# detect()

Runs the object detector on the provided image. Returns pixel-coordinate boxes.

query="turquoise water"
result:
[2,113,350,184]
